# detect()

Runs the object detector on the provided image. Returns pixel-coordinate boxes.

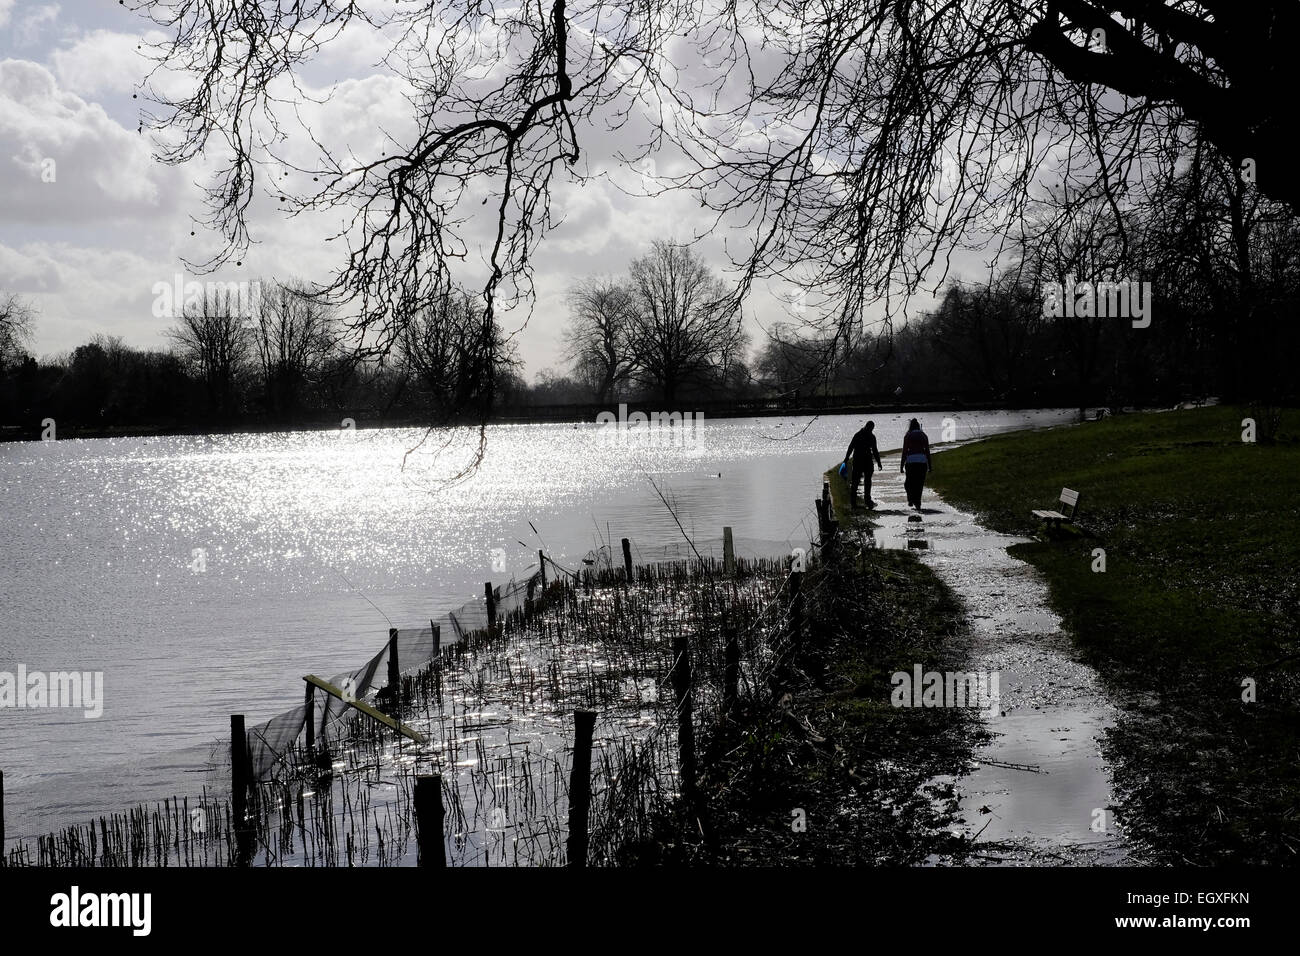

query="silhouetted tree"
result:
[929,274,1045,403]
[563,278,635,403]
[398,289,517,421]
[625,241,746,403]
[251,280,337,421]
[168,289,252,420]
[1,294,34,371]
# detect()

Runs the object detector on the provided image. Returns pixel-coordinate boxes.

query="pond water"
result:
[0,407,1078,842]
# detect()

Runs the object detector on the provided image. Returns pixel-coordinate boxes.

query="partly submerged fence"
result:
[246,568,541,781]
[5,494,845,867]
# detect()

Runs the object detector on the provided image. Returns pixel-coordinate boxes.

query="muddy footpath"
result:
[860,469,1134,865]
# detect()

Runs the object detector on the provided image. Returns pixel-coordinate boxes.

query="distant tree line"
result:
[0,244,755,433]
[750,134,1300,417]
[0,278,526,433]
[3,179,1296,435]
[551,163,1300,415]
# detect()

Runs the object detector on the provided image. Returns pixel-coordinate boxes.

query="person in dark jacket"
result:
[843,420,883,508]
[900,418,932,510]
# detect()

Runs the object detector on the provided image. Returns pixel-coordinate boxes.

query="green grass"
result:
[926,405,1300,863]
[928,406,1299,683]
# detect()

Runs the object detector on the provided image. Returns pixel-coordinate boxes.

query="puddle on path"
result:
[848,471,1131,865]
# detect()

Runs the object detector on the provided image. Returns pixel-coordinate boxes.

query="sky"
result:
[0,1,967,378]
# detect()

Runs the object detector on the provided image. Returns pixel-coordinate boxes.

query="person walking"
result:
[842,420,883,508]
[900,418,932,510]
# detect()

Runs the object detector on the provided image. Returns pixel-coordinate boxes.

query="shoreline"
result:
[0,401,1102,443]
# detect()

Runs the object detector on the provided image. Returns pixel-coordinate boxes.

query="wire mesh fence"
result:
[8,518,832,868]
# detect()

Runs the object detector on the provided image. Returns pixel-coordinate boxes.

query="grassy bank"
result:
[927,405,1300,863]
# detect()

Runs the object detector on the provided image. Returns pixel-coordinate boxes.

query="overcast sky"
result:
[0,1,970,378]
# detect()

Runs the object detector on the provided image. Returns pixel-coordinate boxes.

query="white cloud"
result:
[51,28,145,96]
[0,241,186,356]
[0,21,790,374]
[0,58,180,221]
[0,0,14,28]
[12,3,59,48]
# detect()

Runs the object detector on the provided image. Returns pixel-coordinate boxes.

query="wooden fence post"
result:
[723,526,734,576]
[0,769,5,867]
[567,709,597,867]
[431,621,441,660]
[670,632,697,811]
[484,582,497,634]
[724,621,739,717]
[820,481,838,545]
[414,775,446,867]
[387,627,400,693]
[622,538,633,583]
[230,714,248,830]
[791,570,805,649]
[538,550,547,589]
[304,683,315,760]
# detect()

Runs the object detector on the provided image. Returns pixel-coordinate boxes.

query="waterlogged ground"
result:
[860,467,1132,865]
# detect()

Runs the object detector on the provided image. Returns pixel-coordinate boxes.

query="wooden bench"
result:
[1032,488,1081,529]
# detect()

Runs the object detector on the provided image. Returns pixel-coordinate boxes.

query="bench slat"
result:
[1060,488,1079,506]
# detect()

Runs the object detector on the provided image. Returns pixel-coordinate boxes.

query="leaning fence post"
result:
[414,775,446,867]
[820,481,838,545]
[670,632,697,812]
[723,526,735,576]
[538,550,547,589]
[567,709,597,867]
[622,538,633,583]
[431,620,441,659]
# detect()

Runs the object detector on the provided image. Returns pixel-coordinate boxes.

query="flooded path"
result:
[857,469,1131,864]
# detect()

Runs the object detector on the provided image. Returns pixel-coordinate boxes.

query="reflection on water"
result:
[0,408,1076,837]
